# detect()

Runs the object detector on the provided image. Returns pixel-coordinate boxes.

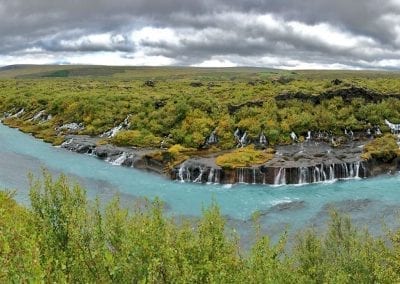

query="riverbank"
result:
[1,67,400,185]
[2,121,400,245]
[57,130,400,185]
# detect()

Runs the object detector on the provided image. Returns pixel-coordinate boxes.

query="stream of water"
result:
[1,123,400,240]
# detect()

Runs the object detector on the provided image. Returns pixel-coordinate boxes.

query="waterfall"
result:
[355,162,360,178]
[193,167,205,183]
[178,163,189,182]
[330,161,365,180]
[329,164,335,180]
[237,168,245,183]
[177,166,222,184]
[274,168,286,185]
[61,138,73,147]
[214,169,221,184]
[313,166,320,182]
[207,168,215,184]
[299,167,308,184]
[101,115,131,138]
[206,129,218,145]
[349,163,354,177]
[10,108,24,118]
[111,153,127,166]
[343,163,349,178]
[294,162,365,184]
[175,161,365,185]
[30,110,46,121]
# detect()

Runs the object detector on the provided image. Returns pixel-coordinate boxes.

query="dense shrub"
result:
[2,69,400,149]
[112,130,161,147]
[362,134,400,162]
[1,173,400,282]
[216,146,275,168]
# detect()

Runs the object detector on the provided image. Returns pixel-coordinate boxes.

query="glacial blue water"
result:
[1,122,400,238]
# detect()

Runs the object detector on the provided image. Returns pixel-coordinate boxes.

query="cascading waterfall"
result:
[214,169,221,184]
[355,162,360,178]
[273,161,365,185]
[313,166,320,182]
[340,161,362,179]
[178,163,190,182]
[175,161,365,185]
[274,167,286,185]
[329,164,335,180]
[207,168,215,184]
[298,167,308,184]
[101,115,131,138]
[61,138,73,147]
[10,108,24,118]
[343,163,349,177]
[237,168,245,183]
[321,164,327,181]
[111,153,127,166]
[193,167,205,183]
[177,165,222,184]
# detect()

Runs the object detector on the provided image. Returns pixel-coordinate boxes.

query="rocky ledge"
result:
[60,135,400,185]
[61,135,165,175]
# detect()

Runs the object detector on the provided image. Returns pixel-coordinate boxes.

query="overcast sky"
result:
[1,0,400,69]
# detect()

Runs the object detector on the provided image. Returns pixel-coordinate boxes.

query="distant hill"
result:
[0,64,282,80]
[0,64,399,81]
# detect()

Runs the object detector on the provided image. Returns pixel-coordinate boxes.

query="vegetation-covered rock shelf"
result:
[1,66,400,184]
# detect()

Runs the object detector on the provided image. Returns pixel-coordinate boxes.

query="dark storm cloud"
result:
[0,0,400,68]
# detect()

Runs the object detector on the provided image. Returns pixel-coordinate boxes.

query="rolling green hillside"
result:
[1,65,400,150]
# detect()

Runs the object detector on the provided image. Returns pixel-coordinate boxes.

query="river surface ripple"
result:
[1,123,399,241]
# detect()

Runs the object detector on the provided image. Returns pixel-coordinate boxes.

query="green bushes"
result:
[1,70,400,151]
[216,146,275,168]
[2,173,400,282]
[362,134,400,162]
[112,130,161,147]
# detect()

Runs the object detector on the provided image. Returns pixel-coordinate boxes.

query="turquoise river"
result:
[1,122,400,240]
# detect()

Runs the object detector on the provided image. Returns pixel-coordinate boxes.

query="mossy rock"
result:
[362,134,400,162]
[216,146,274,169]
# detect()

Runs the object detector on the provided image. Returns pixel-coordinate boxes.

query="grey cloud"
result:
[0,0,400,68]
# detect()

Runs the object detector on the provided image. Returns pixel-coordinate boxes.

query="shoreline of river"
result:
[1,120,399,186]
[59,132,400,185]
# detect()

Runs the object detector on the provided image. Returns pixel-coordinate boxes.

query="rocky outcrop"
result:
[100,115,131,138]
[227,100,264,114]
[172,161,369,185]
[228,87,400,114]
[171,141,400,185]
[60,135,399,186]
[60,135,163,174]
[56,123,84,134]
[275,86,400,105]
[144,80,155,87]
[363,157,400,176]
[190,82,204,87]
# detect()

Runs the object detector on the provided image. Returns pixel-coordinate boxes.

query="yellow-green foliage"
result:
[167,144,190,157]
[216,146,274,168]
[166,144,193,166]
[112,130,161,147]
[2,172,400,282]
[147,144,194,170]
[362,134,400,162]
[1,67,400,150]
[0,191,42,282]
